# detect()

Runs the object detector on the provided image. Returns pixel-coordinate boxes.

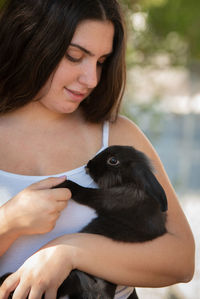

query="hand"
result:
[0,243,73,299]
[1,176,71,236]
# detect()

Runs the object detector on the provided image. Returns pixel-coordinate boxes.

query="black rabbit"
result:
[1,145,168,299]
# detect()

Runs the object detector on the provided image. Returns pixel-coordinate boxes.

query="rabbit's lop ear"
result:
[144,170,168,212]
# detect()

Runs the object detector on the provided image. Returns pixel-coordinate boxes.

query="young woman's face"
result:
[39,20,114,114]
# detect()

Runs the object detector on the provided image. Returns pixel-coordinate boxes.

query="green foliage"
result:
[0,0,5,9]
[120,0,200,65]
[147,0,200,61]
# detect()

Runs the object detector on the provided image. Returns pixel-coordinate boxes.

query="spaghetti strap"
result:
[102,121,109,148]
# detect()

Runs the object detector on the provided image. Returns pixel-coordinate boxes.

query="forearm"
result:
[0,206,20,256]
[46,228,194,288]
[0,232,19,257]
[74,233,192,287]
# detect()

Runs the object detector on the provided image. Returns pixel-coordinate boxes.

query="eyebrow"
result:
[70,43,112,58]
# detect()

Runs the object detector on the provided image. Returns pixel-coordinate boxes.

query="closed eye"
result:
[65,53,82,62]
[66,44,112,66]
[66,53,107,67]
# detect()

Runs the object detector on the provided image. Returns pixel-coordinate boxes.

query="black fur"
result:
[1,145,167,299]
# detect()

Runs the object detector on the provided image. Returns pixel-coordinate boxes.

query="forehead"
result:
[71,20,114,55]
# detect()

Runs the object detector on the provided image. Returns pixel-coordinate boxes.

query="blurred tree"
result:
[120,0,200,66]
[147,0,200,61]
[0,0,6,9]
[0,0,4,8]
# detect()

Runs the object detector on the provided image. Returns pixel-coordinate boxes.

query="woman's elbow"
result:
[179,256,195,283]
[174,237,195,284]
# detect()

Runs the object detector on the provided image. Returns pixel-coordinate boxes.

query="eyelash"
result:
[66,53,81,63]
[66,53,106,67]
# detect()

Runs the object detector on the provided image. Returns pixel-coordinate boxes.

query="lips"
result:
[69,90,84,96]
[64,87,88,101]
[66,88,87,96]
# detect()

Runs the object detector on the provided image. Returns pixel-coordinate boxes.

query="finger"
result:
[49,188,72,202]
[0,287,8,299]
[12,283,30,299]
[28,287,44,299]
[30,176,67,190]
[0,273,20,299]
[44,288,57,299]
[0,288,7,299]
[56,201,68,212]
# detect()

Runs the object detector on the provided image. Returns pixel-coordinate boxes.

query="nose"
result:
[78,62,99,89]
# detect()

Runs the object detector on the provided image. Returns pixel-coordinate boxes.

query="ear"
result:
[143,169,168,212]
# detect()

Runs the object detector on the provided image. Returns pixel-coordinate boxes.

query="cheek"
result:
[52,71,69,86]
[51,62,73,87]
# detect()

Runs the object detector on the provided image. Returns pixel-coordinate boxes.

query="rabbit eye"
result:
[107,157,120,166]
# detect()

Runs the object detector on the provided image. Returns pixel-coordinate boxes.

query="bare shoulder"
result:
[109,115,156,159]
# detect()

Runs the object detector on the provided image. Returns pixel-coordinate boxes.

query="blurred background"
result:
[0,0,199,298]
[119,0,200,298]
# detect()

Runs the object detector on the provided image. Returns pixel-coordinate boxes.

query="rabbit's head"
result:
[86,145,168,212]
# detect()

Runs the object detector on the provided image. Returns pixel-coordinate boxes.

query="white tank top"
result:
[0,122,134,299]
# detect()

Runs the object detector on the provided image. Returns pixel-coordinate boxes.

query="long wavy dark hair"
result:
[0,0,126,122]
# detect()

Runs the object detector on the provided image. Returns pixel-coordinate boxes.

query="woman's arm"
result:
[0,219,193,299]
[52,225,194,287]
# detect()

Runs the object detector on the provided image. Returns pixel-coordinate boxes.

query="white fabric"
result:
[0,122,134,298]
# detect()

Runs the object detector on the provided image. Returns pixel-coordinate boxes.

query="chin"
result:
[58,103,80,114]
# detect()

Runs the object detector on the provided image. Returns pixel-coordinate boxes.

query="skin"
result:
[0,19,195,299]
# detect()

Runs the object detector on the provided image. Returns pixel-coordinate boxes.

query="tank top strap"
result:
[102,121,109,148]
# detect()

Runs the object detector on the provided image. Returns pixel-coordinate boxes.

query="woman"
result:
[0,0,195,298]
